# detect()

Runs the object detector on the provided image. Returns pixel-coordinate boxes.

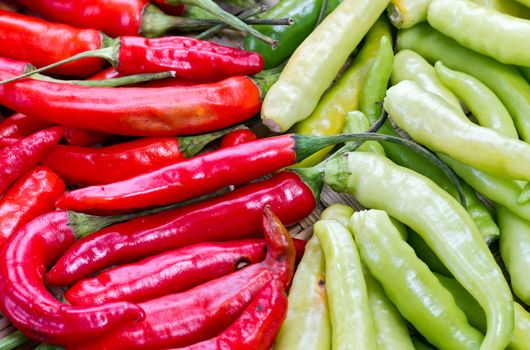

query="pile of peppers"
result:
[1,0,530,349]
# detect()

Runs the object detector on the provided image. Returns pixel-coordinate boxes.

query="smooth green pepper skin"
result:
[397,23,530,142]
[385,81,530,181]
[274,235,331,350]
[350,209,483,350]
[343,111,386,155]
[261,0,389,132]
[412,338,436,350]
[314,218,377,350]
[407,230,452,276]
[497,205,530,305]
[324,153,514,350]
[244,0,341,69]
[435,62,519,139]
[519,66,530,82]
[428,0,530,66]
[320,203,354,226]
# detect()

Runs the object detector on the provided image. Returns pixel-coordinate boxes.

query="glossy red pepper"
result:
[0,166,65,246]
[87,67,122,81]
[220,128,258,148]
[69,206,295,350]
[0,126,63,195]
[0,10,106,77]
[0,136,20,148]
[0,56,32,75]
[63,128,111,147]
[0,211,146,346]
[47,171,316,286]
[0,113,53,138]
[0,70,262,137]
[171,279,287,350]
[55,133,336,213]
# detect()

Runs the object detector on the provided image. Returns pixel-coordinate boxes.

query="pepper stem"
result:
[288,167,325,201]
[0,45,116,86]
[0,330,28,350]
[196,5,267,39]
[178,124,247,158]
[176,0,279,48]
[31,71,176,87]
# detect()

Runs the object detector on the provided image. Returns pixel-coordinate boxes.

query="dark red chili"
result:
[220,128,258,148]
[0,10,106,77]
[54,132,336,213]
[0,113,53,138]
[171,279,287,350]
[0,166,65,246]
[0,126,63,195]
[47,171,317,286]
[0,211,146,346]
[42,127,239,186]
[63,128,111,147]
[69,206,294,350]
[0,70,263,137]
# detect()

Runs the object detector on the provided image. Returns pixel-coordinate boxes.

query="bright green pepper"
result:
[428,0,530,66]
[314,218,377,350]
[324,152,514,350]
[320,203,355,225]
[261,0,389,132]
[274,235,331,350]
[519,66,530,82]
[385,80,530,181]
[291,16,391,167]
[412,338,436,350]
[391,49,462,110]
[244,0,341,69]
[397,23,530,142]
[435,62,519,139]
[350,209,484,350]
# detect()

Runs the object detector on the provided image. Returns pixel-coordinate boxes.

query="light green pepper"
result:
[324,152,514,350]
[274,235,331,350]
[314,218,377,350]
[407,230,452,276]
[350,209,483,350]
[385,80,530,181]
[343,111,386,155]
[320,203,355,226]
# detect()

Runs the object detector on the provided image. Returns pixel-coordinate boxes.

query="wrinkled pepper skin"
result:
[0,211,146,346]
[0,166,65,246]
[47,172,316,286]
[0,10,105,76]
[0,127,63,196]
[70,206,295,350]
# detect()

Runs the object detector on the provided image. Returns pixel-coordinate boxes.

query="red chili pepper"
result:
[0,10,106,77]
[171,279,287,350]
[69,206,294,350]
[43,127,238,186]
[0,126,63,195]
[0,56,32,75]
[0,211,146,346]
[220,128,258,148]
[0,136,20,148]
[0,70,263,137]
[47,171,317,286]
[158,3,185,16]
[63,128,111,147]
[0,166,65,246]
[87,67,122,81]
[54,132,338,213]
[0,113,53,138]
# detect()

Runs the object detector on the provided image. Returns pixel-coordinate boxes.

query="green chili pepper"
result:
[407,230,452,276]
[324,152,514,350]
[472,0,530,18]
[314,218,377,350]
[291,16,391,167]
[412,338,436,350]
[274,235,331,350]
[391,49,462,110]
[350,209,484,350]
[244,0,341,69]
[343,111,386,155]
[385,80,530,181]
[518,66,530,82]
[320,203,355,225]
[261,0,389,132]
[428,0,530,66]
[387,0,431,29]
[397,23,530,142]
[435,62,519,139]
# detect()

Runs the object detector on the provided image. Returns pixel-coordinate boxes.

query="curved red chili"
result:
[0,10,106,76]
[55,133,330,213]
[47,172,316,286]
[0,126,63,195]
[0,56,32,75]
[0,113,53,138]
[220,128,258,148]
[0,211,145,346]
[0,70,262,137]
[0,166,65,246]
[63,128,111,147]
[69,206,295,350]
[171,279,287,350]
[87,67,122,81]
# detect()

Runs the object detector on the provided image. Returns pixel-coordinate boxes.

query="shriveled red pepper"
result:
[0,113,53,138]
[47,171,316,286]
[0,126,63,195]
[69,206,295,350]
[42,127,242,186]
[55,132,344,213]
[0,70,263,137]
[0,166,65,246]
[0,211,146,346]
[171,279,287,350]
[0,10,106,77]
[220,128,258,148]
